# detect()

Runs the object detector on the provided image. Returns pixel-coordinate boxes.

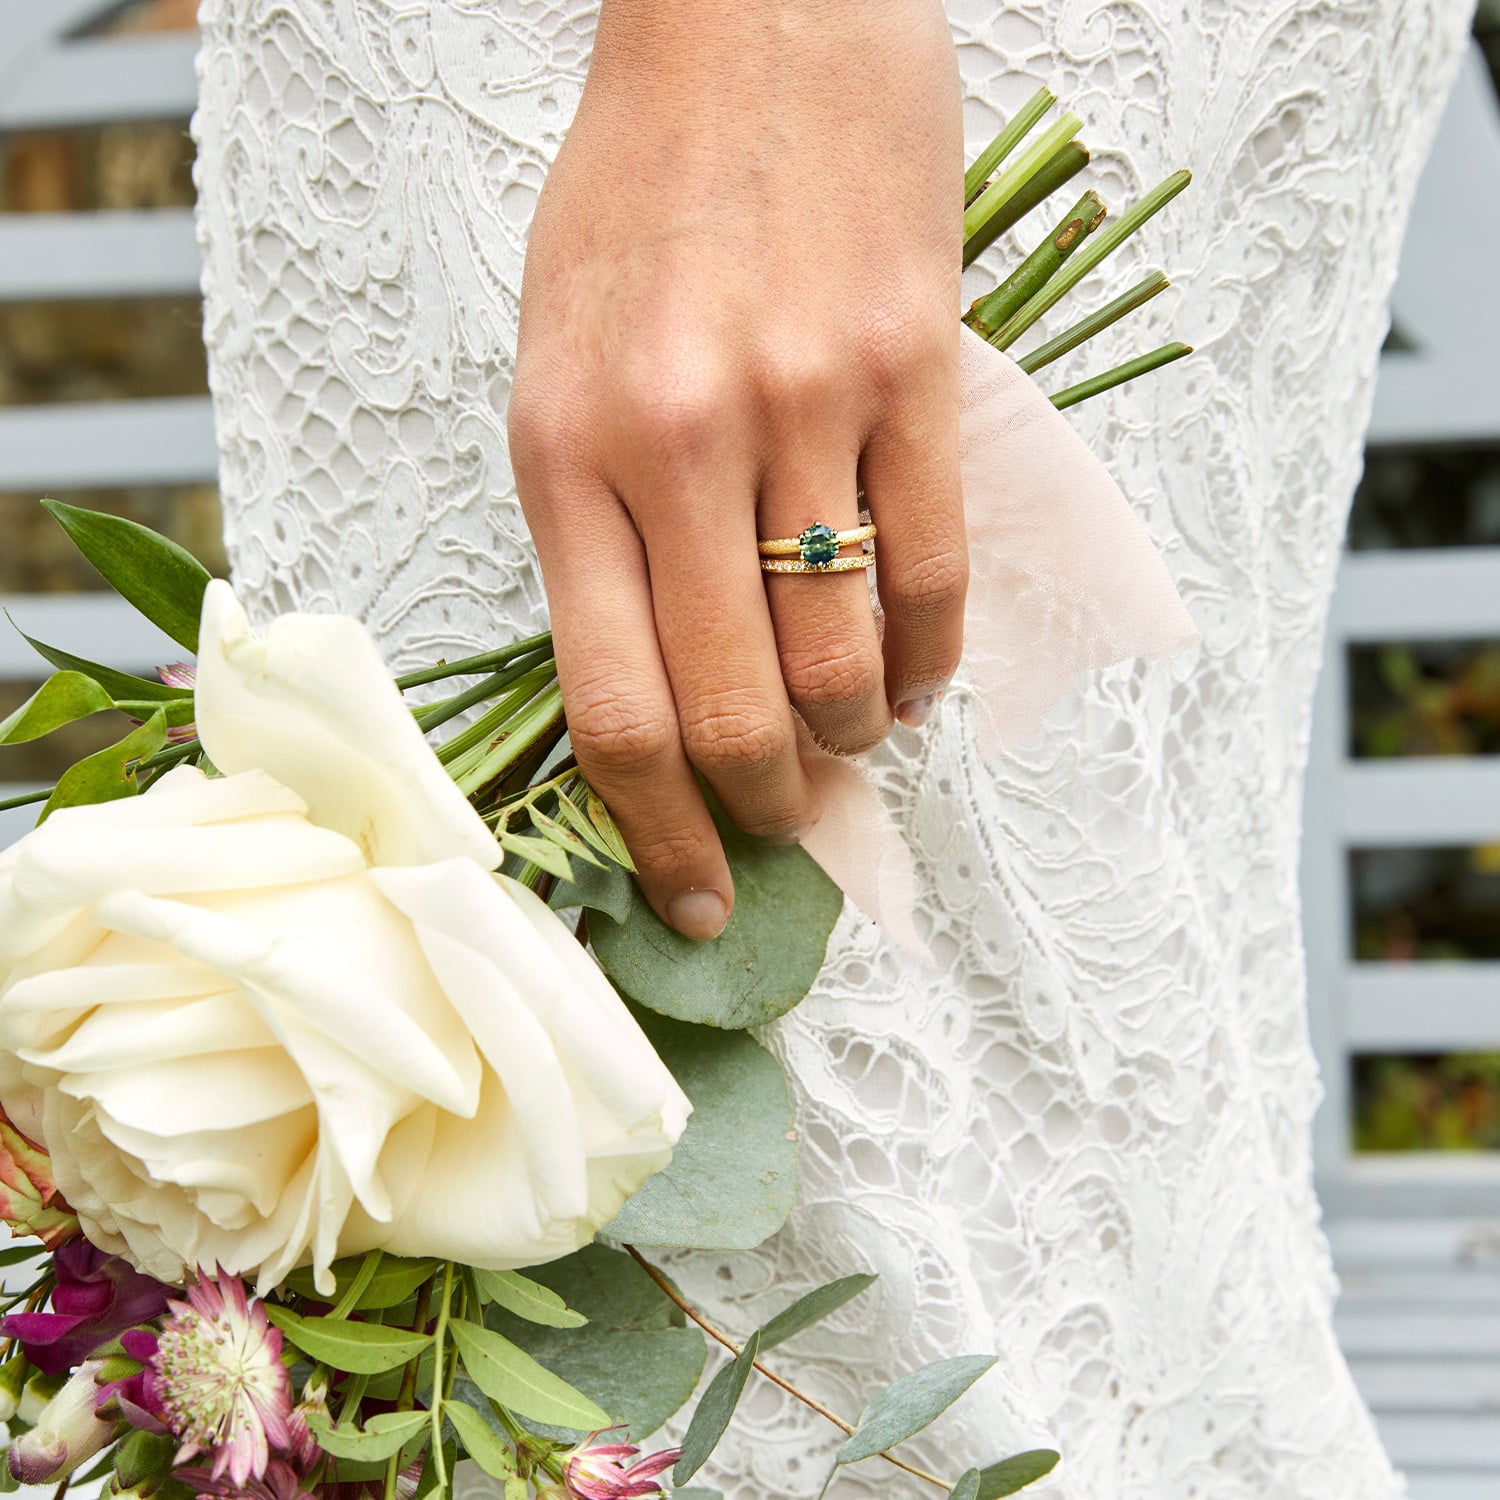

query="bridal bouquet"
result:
[0,93,1189,1500]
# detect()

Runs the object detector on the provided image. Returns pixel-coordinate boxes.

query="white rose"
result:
[0,583,690,1292]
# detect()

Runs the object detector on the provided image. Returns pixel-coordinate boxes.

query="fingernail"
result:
[895,691,941,729]
[766,828,801,846]
[667,889,729,941]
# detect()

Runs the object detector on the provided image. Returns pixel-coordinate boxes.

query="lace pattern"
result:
[192,2,1475,1493]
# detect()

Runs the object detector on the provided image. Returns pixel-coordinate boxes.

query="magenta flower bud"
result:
[561,1431,682,1499]
[8,1360,120,1485]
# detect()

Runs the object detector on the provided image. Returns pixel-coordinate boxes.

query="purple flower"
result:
[1,1241,172,1374]
[562,1431,682,1499]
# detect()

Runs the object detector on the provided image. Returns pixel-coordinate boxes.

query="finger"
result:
[524,486,733,942]
[862,359,967,728]
[637,485,817,843]
[760,439,890,755]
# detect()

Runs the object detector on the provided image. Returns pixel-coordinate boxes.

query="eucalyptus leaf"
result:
[976,1450,1061,1498]
[588,802,842,1028]
[950,1470,982,1500]
[483,1245,705,1440]
[756,1274,878,1353]
[42,498,213,652]
[449,1317,609,1430]
[549,858,633,926]
[836,1355,999,1465]
[304,1410,428,1461]
[41,711,167,821]
[16,629,193,706]
[263,1306,431,1374]
[443,1400,517,1480]
[473,1269,586,1329]
[281,1256,438,1311]
[673,1331,760,1486]
[0,672,114,744]
[604,1008,798,1250]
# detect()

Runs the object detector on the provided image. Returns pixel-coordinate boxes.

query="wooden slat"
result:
[1331,550,1500,640]
[0,210,201,301]
[1345,965,1500,1051]
[1405,1475,1500,1500]
[1349,1359,1500,1412]
[0,34,199,130]
[0,398,218,489]
[1370,1412,1500,1469]
[1334,1309,1500,1359]
[1329,1217,1500,1269]
[1338,760,1500,845]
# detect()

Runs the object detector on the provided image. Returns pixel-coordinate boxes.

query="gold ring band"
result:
[757,522,878,558]
[760,554,877,575]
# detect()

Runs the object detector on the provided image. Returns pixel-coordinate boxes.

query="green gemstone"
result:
[799,523,839,567]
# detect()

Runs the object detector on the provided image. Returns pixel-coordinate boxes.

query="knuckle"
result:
[859,303,946,393]
[615,361,730,470]
[567,684,678,773]
[680,702,791,777]
[888,545,969,622]
[626,824,713,879]
[781,639,884,710]
[753,342,841,423]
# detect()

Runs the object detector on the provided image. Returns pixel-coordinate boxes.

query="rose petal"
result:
[195,582,503,870]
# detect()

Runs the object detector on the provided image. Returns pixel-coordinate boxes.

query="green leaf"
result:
[42,498,213,652]
[0,1244,46,1267]
[483,1244,705,1440]
[976,1450,1060,1498]
[673,1331,761,1485]
[526,804,605,869]
[0,672,115,744]
[496,830,573,881]
[588,802,842,1028]
[304,1410,429,1461]
[16,629,193,706]
[280,1256,439,1312]
[836,1356,999,1465]
[473,1269,586,1329]
[550,858,633,927]
[949,1470,982,1500]
[449,1317,609,1431]
[604,1008,798,1251]
[412,1438,456,1500]
[41,711,167,821]
[443,1400,517,1480]
[263,1306,432,1374]
[756,1274,877,1353]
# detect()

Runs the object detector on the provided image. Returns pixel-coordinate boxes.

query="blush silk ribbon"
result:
[799,325,1198,949]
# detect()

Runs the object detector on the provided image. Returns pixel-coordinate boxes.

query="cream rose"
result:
[0,583,690,1292]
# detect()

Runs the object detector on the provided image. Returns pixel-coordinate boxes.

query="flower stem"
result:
[965,141,1090,266]
[386,1275,437,1500]
[1016,269,1171,374]
[963,113,1083,260]
[623,1249,951,1493]
[428,1263,456,1493]
[1048,340,1193,410]
[395,634,554,691]
[453,683,566,797]
[414,650,554,736]
[986,169,1192,350]
[0,786,50,813]
[963,85,1055,205]
[438,664,557,769]
[965,190,1105,341]
[330,1250,383,1320]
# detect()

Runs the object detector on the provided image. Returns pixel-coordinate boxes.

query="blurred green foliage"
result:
[1355,1053,1500,1152]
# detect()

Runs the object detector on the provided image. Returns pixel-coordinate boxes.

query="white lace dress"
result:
[191,3,1475,1495]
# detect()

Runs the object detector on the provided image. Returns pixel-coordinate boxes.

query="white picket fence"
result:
[1,8,1499,1496]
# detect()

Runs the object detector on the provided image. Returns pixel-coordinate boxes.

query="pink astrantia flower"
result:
[146,1271,293,1486]
[562,1432,682,1499]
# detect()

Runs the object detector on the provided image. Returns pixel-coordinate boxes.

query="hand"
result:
[509,0,966,939]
